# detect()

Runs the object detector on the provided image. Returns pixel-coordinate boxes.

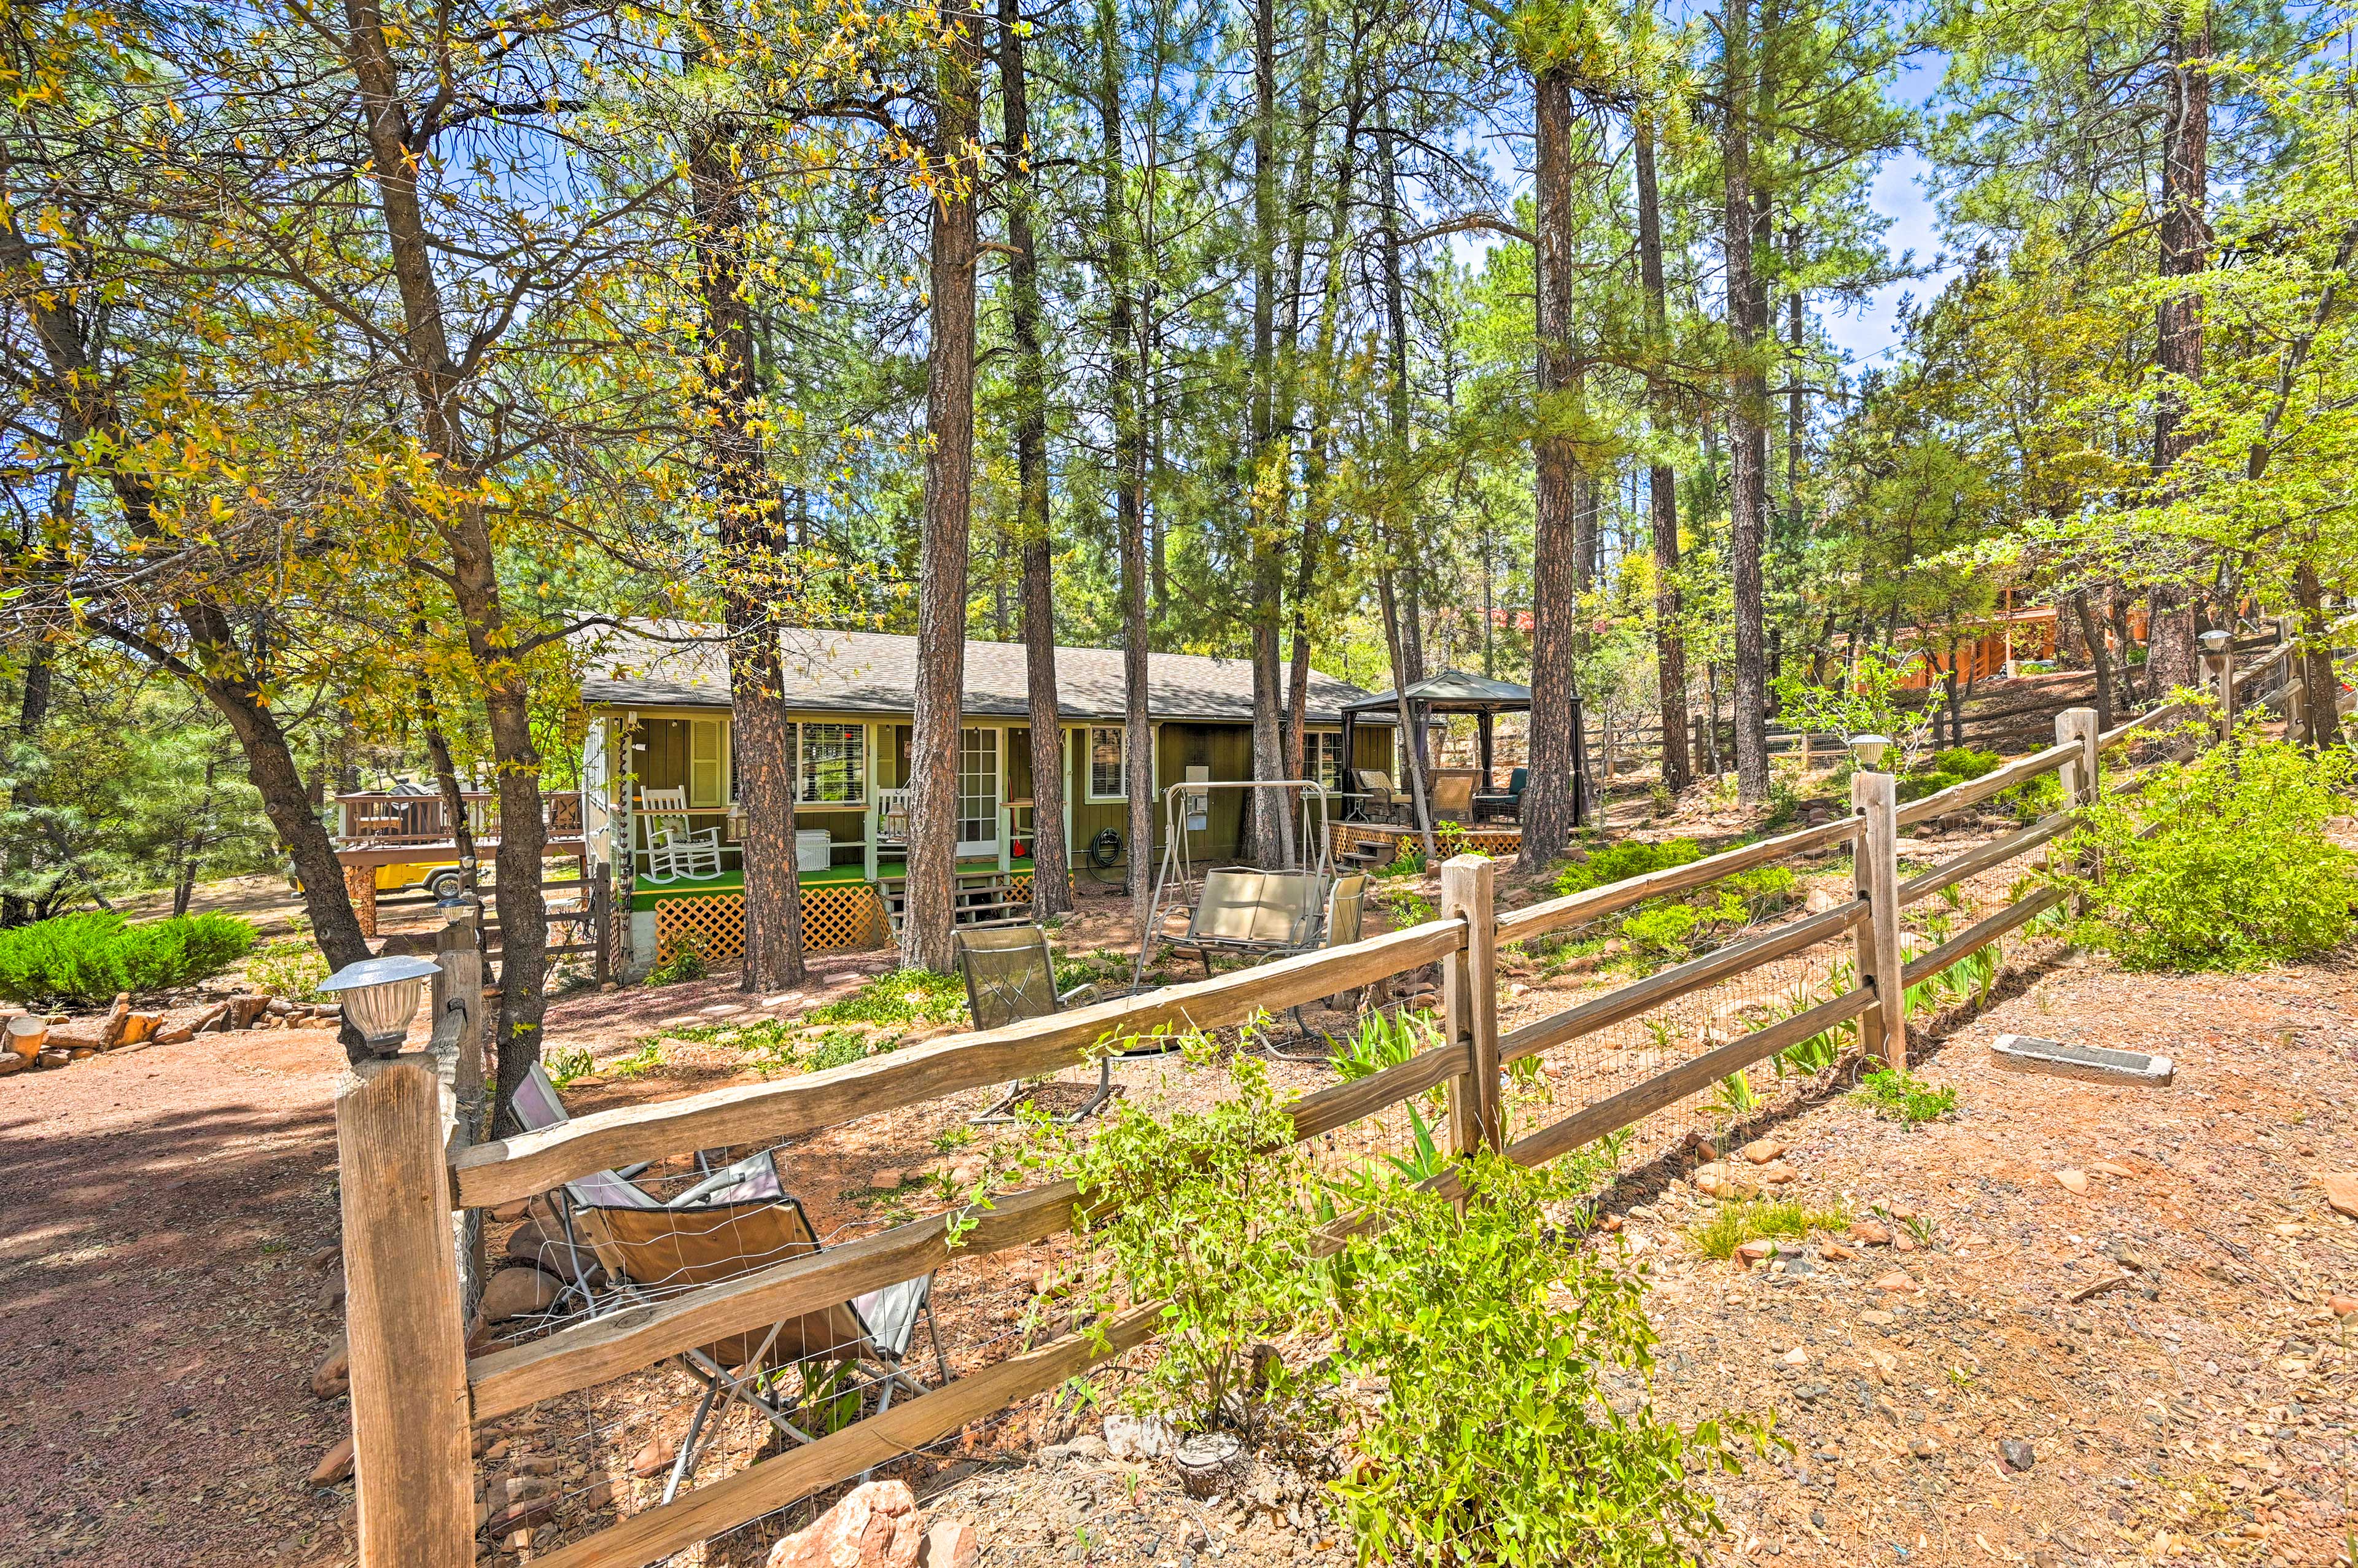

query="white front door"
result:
[956,726,1000,859]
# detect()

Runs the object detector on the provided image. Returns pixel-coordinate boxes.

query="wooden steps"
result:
[877,873,1033,936]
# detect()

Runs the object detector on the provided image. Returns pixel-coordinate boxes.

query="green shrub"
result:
[247,935,330,1002]
[1687,1198,1851,1260]
[1895,769,1961,804]
[1929,747,2002,780]
[2051,731,2358,971]
[1553,837,1703,897]
[1853,1060,1958,1124]
[1331,1154,1759,1567]
[1041,1042,1334,1437]
[1996,770,2065,824]
[1619,901,1712,959]
[647,933,707,985]
[1329,1007,1440,1081]
[0,911,256,1005]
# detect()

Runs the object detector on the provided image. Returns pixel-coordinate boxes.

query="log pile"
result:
[0,990,343,1077]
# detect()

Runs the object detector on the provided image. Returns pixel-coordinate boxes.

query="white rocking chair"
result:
[640,787,724,884]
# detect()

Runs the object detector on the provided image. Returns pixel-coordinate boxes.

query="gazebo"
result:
[1339,669,1592,829]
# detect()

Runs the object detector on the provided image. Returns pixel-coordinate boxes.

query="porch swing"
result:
[1132,780,1367,1036]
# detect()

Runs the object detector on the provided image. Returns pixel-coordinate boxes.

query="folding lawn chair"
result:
[955,925,1114,1124]
[574,1155,948,1500]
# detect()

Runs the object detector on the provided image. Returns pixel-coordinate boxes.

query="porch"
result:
[630,857,1048,966]
[1328,818,1522,871]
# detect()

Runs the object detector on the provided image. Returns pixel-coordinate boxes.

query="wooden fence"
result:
[336,682,2254,1568]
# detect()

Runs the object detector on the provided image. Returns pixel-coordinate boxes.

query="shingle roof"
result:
[1344,669,1535,712]
[576,621,1393,725]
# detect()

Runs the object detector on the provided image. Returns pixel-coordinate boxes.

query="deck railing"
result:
[337,790,583,845]
[337,676,2270,1568]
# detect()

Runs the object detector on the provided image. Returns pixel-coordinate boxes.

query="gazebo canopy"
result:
[1342,669,1533,716]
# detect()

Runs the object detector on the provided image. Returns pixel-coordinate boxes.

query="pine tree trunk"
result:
[903,6,981,975]
[1,642,52,928]
[1722,0,1772,802]
[1098,0,1153,929]
[1635,111,1691,794]
[2146,2,2211,697]
[1246,0,1289,867]
[1520,61,1582,871]
[1002,0,1070,918]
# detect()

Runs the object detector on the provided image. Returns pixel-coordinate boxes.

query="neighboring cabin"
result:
[575,621,1401,970]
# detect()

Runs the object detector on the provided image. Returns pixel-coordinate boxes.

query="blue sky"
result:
[1819,51,1952,369]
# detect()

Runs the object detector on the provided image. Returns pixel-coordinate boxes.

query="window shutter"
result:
[689,718,724,808]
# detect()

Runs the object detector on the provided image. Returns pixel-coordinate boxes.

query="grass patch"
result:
[1687,1198,1853,1260]
[1852,1061,1957,1125]
[805,969,968,1028]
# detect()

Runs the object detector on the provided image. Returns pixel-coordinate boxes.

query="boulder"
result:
[1103,1413,1178,1462]
[766,1479,924,1568]
[918,1521,978,1568]
[310,1435,354,1486]
[311,1336,350,1400]
[479,1266,562,1324]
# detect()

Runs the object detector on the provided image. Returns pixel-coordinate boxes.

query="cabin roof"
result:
[576,621,1396,726]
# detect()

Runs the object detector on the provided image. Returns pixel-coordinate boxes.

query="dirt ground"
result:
[8,796,2356,1568]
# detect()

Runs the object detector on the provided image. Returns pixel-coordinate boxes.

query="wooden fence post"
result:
[2215,647,2236,747]
[1850,768,1907,1071]
[430,907,487,1315]
[1440,855,1501,1157]
[338,1056,477,1568]
[2052,706,2100,914]
[591,859,613,987]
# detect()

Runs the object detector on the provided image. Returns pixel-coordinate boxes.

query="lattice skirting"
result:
[1326,823,1520,861]
[653,885,892,964]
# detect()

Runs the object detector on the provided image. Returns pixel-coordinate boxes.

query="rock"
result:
[489,1199,531,1223]
[632,1432,682,1478]
[0,1055,21,1076]
[1821,1242,1855,1260]
[1892,1232,1917,1253]
[2052,1168,2090,1195]
[1859,1310,1896,1327]
[227,995,272,1030]
[1741,1138,1786,1165]
[580,1479,615,1512]
[2088,1159,2136,1179]
[1848,1219,1893,1245]
[1804,885,1846,915]
[308,1244,342,1273]
[1693,1163,1761,1201]
[479,1266,562,1324]
[2314,1173,2358,1220]
[1036,1434,1109,1465]
[1759,1161,1798,1186]
[1999,1438,2034,1472]
[1783,1346,1808,1365]
[310,1435,354,1486]
[485,1489,561,1539]
[1103,1413,1178,1462]
[1874,1271,1918,1293]
[311,1337,350,1399]
[1735,1238,1777,1267]
[1910,1437,1940,1458]
[2330,1295,2358,1317]
[918,1521,978,1568]
[765,1479,924,1568]
[151,1023,193,1046]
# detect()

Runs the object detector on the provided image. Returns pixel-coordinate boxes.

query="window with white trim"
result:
[797,722,865,805]
[1308,731,1344,792]
[1088,726,1128,800]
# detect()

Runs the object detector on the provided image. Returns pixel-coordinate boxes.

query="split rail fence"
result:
[338,680,2259,1568]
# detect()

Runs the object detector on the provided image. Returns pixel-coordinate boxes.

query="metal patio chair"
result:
[639,786,723,884]
[955,925,1113,1124]
[502,1066,947,1499]
[1352,769,1403,823]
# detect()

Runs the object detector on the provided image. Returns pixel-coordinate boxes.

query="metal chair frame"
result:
[955,925,1113,1124]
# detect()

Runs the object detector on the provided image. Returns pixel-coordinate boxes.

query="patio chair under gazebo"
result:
[1338,670,1592,828]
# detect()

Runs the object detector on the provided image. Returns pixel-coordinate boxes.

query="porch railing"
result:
[337,791,583,845]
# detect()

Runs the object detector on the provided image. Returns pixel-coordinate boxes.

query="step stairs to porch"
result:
[878,872,1034,937]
